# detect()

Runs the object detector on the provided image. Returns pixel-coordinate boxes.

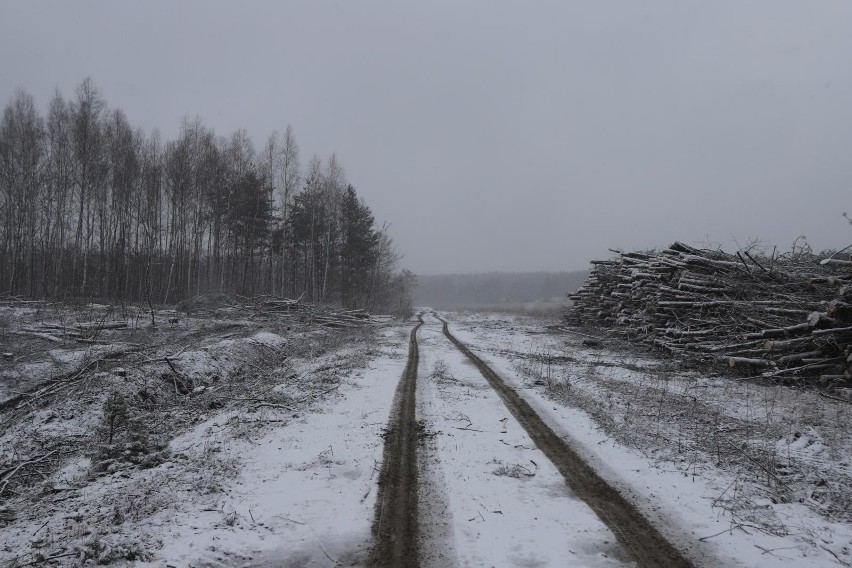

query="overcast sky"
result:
[2,1,851,274]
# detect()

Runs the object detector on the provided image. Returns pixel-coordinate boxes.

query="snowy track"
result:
[397,312,691,567]
[371,318,423,567]
[430,313,693,567]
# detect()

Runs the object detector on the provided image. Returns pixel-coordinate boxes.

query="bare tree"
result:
[70,77,107,296]
[279,125,300,296]
[45,90,74,296]
[0,89,46,296]
[0,81,413,314]
[320,153,345,301]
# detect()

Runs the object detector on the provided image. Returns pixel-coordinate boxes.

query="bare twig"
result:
[0,450,58,496]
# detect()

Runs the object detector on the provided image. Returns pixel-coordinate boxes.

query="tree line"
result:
[0,78,414,314]
[413,271,588,306]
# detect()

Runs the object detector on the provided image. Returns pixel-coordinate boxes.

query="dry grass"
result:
[508,333,852,534]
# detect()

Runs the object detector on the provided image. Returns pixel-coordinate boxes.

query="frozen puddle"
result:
[416,315,635,567]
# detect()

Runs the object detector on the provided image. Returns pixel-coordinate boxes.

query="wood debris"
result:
[250,296,377,328]
[566,241,852,384]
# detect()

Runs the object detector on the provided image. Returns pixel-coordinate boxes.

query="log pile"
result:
[566,242,852,384]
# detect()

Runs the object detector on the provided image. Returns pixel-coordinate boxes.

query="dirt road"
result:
[371,312,694,567]
[438,315,693,567]
[371,317,424,567]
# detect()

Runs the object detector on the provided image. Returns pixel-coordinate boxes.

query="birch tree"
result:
[0,90,46,295]
[0,81,414,313]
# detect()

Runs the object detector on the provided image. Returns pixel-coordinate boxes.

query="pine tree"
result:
[340,185,378,308]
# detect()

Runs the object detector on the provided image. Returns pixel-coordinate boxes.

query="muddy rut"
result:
[371,318,423,567]
[438,316,694,568]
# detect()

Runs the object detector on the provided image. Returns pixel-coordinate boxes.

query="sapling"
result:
[94,391,164,471]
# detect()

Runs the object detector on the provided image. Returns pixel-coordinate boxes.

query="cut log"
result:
[724,357,771,368]
[565,241,852,382]
[827,300,852,319]
[776,350,824,365]
[76,322,128,331]
[751,323,811,339]
[820,258,852,267]
[10,331,64,343]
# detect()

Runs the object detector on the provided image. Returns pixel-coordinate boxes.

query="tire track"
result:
[438,315,694,568]
[371,317,423,568]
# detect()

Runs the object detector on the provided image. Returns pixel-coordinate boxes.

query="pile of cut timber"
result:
[566,242,852,384]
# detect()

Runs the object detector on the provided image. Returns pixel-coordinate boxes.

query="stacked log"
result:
[566,242,852,384]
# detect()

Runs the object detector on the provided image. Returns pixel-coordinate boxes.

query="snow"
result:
[3,302,850,567]
[416,314,635,567]
[53,457,92,485]
[441,310,852,568]
[0,318,410,568]
[140,338,408,567]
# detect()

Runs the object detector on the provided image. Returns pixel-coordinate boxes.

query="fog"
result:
[2,0,850,274]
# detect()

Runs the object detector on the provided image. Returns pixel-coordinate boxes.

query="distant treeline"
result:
[0,78,414,314]
[413,271,588,307]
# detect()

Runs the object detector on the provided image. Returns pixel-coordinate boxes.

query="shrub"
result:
[93,391,167,472]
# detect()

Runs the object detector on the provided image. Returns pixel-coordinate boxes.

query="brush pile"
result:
[174,293,381,328]
[566,242,852,384]
[255,297,376,328]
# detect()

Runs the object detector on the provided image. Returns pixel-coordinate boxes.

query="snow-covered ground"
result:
[3,301,851,567]
[0,303,412,568]
[415,314,634,567]
[441,309,852,568]
[138,326,411,567]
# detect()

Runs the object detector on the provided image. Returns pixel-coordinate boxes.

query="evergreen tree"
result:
[229,169,273,296]
[340,185,378,308]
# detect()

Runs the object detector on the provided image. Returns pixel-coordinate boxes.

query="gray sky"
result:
[2,0,851,274]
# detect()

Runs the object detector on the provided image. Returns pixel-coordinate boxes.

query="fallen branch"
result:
[0,450,59,496]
